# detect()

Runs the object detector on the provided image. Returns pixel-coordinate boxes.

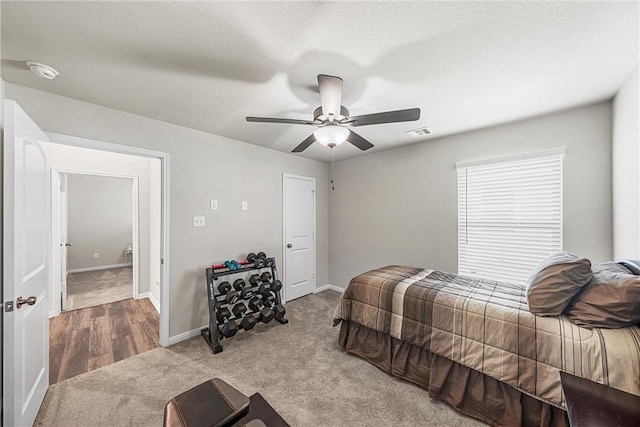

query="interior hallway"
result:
[49,297,159,384]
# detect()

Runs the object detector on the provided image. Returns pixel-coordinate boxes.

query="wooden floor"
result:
[49,297,159,384]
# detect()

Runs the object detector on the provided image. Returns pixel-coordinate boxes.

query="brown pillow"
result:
[566,262,640,329]
[526,252,592,316]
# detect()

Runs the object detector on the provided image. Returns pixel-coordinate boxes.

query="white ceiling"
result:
[2,1,638,162]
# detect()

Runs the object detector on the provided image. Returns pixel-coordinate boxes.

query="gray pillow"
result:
[526,251,592,316]
[566,262,640,329]
[618,260,640,275]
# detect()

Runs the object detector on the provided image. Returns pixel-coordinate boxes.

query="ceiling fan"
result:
[246,74,421,153]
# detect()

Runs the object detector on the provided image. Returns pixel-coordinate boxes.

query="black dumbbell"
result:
[248,251,267,261]
[218,281,231,294]
[241,287,253,300]
[258,272,273,294]
[270,279,282,292]
[260,307,274,324]
[217,281,238,304]
[216,307,238,338]
[262,294,286,321]
[232,302,246,318]
[263,293,276,306]
[260,271,272,282]
[216,306,231,323]
[258,282,271,296]
[266,257,275,268]
[232,302,257,331]
[233,278,253,299]
[247,252,267,268]
[249,296,274,324]
[249,274,260,287]
[273,304,286,321]
[248,296,263,312]
[233,278,246,291]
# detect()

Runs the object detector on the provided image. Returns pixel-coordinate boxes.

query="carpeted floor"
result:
[35,290,483,427]
[66,267,133,311]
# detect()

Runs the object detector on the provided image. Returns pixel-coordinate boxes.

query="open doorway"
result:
[48,142,163,384]
[61,173,136,311]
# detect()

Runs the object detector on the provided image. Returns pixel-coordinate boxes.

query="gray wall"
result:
[66,174,133,270]
[612,67,640,259]
[5,83,330,338]
[329,102,613,288]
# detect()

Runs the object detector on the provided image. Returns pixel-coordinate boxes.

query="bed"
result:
[333,265,640,426]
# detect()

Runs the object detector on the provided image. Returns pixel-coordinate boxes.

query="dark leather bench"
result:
[561,371,640,427]
[164,378,289,427]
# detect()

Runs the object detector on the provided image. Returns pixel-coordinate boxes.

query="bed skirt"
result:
[338,320,569,427]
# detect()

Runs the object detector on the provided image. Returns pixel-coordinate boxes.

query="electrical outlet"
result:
[193,216,206,227]
[242,201,248,211]
[93,253,99,259]
[210,200,218,210]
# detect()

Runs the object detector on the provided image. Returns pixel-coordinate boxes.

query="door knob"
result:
[287,243,293,248]
[17,296,37,309]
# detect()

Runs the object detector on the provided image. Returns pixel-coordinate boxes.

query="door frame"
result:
[50,169,140,317]
[281,173,316,303]
[45,132,171,347]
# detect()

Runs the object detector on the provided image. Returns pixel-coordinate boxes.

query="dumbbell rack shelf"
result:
[202,257,288,354]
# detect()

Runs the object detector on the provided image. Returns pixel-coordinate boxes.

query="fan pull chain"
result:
[330,148,335,191]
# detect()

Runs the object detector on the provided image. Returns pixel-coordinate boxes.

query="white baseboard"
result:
[147,292,160,313]
[168,327,204,346]
[315,284,345,294]
[67,263,133,274]
[135,291,160,314]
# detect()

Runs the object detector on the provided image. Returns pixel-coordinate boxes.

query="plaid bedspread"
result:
[333,265,640,408]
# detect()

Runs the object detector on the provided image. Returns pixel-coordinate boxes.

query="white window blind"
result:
[457,152,563,285]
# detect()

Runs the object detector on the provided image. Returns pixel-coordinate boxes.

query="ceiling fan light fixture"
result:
[248,74,418,153]
[314,125,349,148]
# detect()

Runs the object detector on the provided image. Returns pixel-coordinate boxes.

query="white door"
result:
[3,100,50,426]
[283,174,315,301]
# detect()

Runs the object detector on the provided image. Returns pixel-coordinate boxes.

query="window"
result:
[457,150,563,285]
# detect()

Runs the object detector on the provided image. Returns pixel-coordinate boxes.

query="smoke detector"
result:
[26,61,59,80]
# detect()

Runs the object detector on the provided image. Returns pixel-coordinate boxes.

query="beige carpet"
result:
[66,267,133,311]
[35,290,483,427]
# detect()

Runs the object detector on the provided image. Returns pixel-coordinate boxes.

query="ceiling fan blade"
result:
[347,130,374,151]
[318,74,343,120]
[291,134,317,153]
[349,108,421,127]
[246,117,315,125]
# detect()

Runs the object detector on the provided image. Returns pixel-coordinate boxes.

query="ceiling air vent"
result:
[406,126,432,138]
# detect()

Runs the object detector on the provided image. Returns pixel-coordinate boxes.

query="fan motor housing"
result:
[313,106,350,123]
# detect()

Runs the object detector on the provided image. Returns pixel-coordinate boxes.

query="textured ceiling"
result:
[2,1,638,162]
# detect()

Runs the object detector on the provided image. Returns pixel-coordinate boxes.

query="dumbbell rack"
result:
[202,257,288,354]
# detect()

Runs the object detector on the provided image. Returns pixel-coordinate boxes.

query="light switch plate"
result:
[193,216,206,227]
[242,201,248,211]
[210,200,218,210]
